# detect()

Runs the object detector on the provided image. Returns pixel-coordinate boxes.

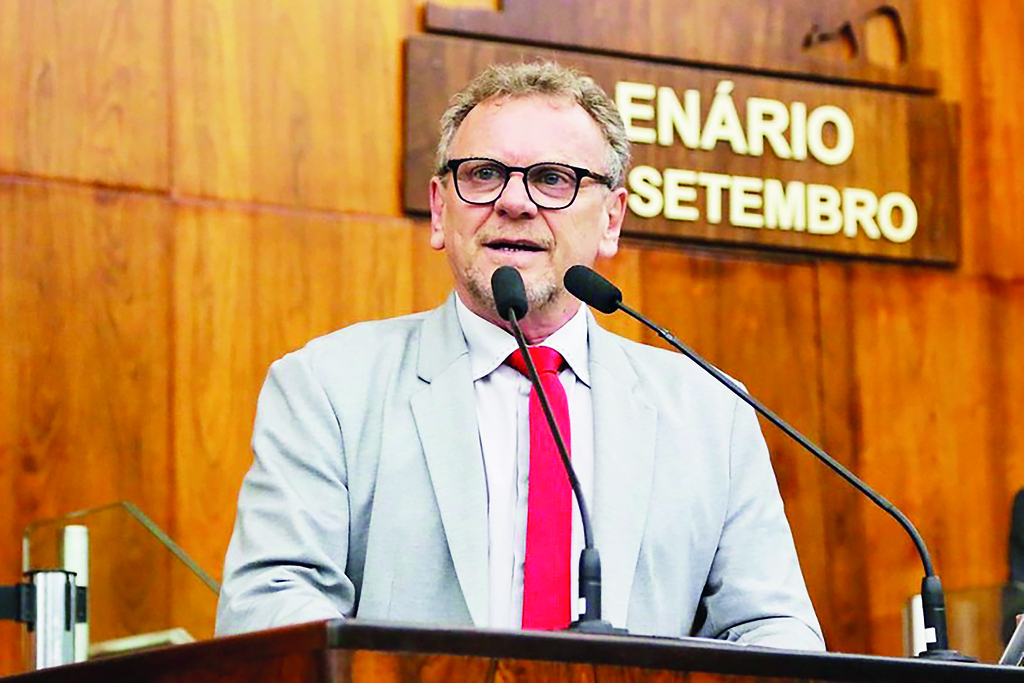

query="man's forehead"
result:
[449,93,606,163]
[459,93,586,125]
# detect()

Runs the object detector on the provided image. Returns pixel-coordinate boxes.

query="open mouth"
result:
[484,239,546,253]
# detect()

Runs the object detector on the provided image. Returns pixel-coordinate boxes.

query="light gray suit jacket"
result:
[215,295,824,649]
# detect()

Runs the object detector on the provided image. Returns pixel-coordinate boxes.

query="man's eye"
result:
[470,165,503,181]
[533,167,573,187]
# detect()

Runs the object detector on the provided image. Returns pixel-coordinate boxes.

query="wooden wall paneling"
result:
[3,177,174,549]
[171,0,414,213]
[171,202,260,639]
[971,277,1024,584]
[592,245,645,343]
[986,278,1024,601]
[628,249,836,645]
[246,209,427,368]
[424,0,937,90]
[0,0,169,190]
[0,179,173,674]
[828,265,1013,654]
[172,203,259,584]
[907,95,961,264]
[0,179,23,674]
[265,213,418,335]
[814,262,871,654]
[918,1,1024,279]
[0,624,19,673]
[995,281,1024,502]
[970,0,1024,280]
[915,2,973,126]
[0,2,17,175]
[917,1,989,280]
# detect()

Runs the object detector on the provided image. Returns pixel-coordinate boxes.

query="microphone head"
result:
[491,266,529,322]
[564,265,622,314]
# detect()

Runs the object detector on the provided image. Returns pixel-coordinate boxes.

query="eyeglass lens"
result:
[455,160,580,208]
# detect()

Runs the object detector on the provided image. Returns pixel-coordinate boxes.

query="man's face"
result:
[429,95,627,324]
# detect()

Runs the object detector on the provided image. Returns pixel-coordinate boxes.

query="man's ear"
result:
[597,186,628,260]
[429,177,447,251]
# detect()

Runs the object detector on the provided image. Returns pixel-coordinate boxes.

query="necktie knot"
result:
[506,347,565,377]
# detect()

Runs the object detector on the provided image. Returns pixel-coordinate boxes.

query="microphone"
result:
[563,265,622,314]
[492,265,529,322]
[564,264,969,660]
[490,266,624,634]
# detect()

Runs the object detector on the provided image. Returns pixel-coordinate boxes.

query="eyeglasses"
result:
[442,157,614,210]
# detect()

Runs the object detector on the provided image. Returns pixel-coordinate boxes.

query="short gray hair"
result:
[435,61,631,188]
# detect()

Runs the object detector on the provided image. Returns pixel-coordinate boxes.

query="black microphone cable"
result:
[564,264,970,659]
[492,266,625,634]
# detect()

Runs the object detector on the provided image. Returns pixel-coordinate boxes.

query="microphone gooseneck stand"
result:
[563,265,971,660]
[491,266,626,634]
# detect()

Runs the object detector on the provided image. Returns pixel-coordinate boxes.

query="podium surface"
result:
[5,619,1024,682]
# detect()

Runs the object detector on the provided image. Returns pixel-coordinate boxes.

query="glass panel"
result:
[21,501,219,669]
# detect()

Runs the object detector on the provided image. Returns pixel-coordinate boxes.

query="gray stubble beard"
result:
[463,265,562,320]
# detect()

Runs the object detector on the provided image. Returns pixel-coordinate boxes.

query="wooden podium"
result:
[4,620,1023,682]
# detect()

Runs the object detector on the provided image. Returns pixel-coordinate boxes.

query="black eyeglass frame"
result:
[441,157,615,210]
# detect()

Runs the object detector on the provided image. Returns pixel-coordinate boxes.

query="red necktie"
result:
[506,347,572,630]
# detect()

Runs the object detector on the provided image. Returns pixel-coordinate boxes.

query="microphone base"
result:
[916,648,977,662]
[567,618,629,635]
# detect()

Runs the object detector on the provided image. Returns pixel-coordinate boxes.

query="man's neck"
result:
[456,290,580,344]
[517,298,582,344]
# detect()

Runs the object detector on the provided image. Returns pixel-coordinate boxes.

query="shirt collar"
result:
[454,292,591,386]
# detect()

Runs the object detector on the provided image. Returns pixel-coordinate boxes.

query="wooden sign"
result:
[404,1,960,265]
[424,0,935,91]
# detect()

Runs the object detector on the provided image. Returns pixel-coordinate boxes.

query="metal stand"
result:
[0,569,87,670]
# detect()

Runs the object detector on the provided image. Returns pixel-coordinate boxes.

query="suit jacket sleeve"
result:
[215,350,354,635]
[693,394,825,650]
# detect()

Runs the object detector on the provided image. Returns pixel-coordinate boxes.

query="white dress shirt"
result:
[454,294,594,629]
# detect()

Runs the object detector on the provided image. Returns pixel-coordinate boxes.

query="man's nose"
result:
[494,172,539,219]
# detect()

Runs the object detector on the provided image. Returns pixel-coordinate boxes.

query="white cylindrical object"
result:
[62,525,89,662]
[902,593,926,656]
[28,570,76,670]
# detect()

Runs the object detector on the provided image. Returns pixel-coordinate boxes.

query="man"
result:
[215,61,824,650]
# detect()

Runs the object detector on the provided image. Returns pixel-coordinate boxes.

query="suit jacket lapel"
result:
[588,314,657,629]
[409,295,489,626]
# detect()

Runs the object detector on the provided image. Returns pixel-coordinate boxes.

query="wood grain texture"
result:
[336,650,827,682]
[0,0,168,189]
[593,245,645,342]
[918,0,1024,279]
[817,262,1024,655]
[0,178,173,674]
[8,619,1023,682]
[0,179,173,530]
[346,650,496,681]
[4,620,332,682]
[993,282,1024,498]
[425,0,937,90]
[814,262,871,654]
[171,0,415,213]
